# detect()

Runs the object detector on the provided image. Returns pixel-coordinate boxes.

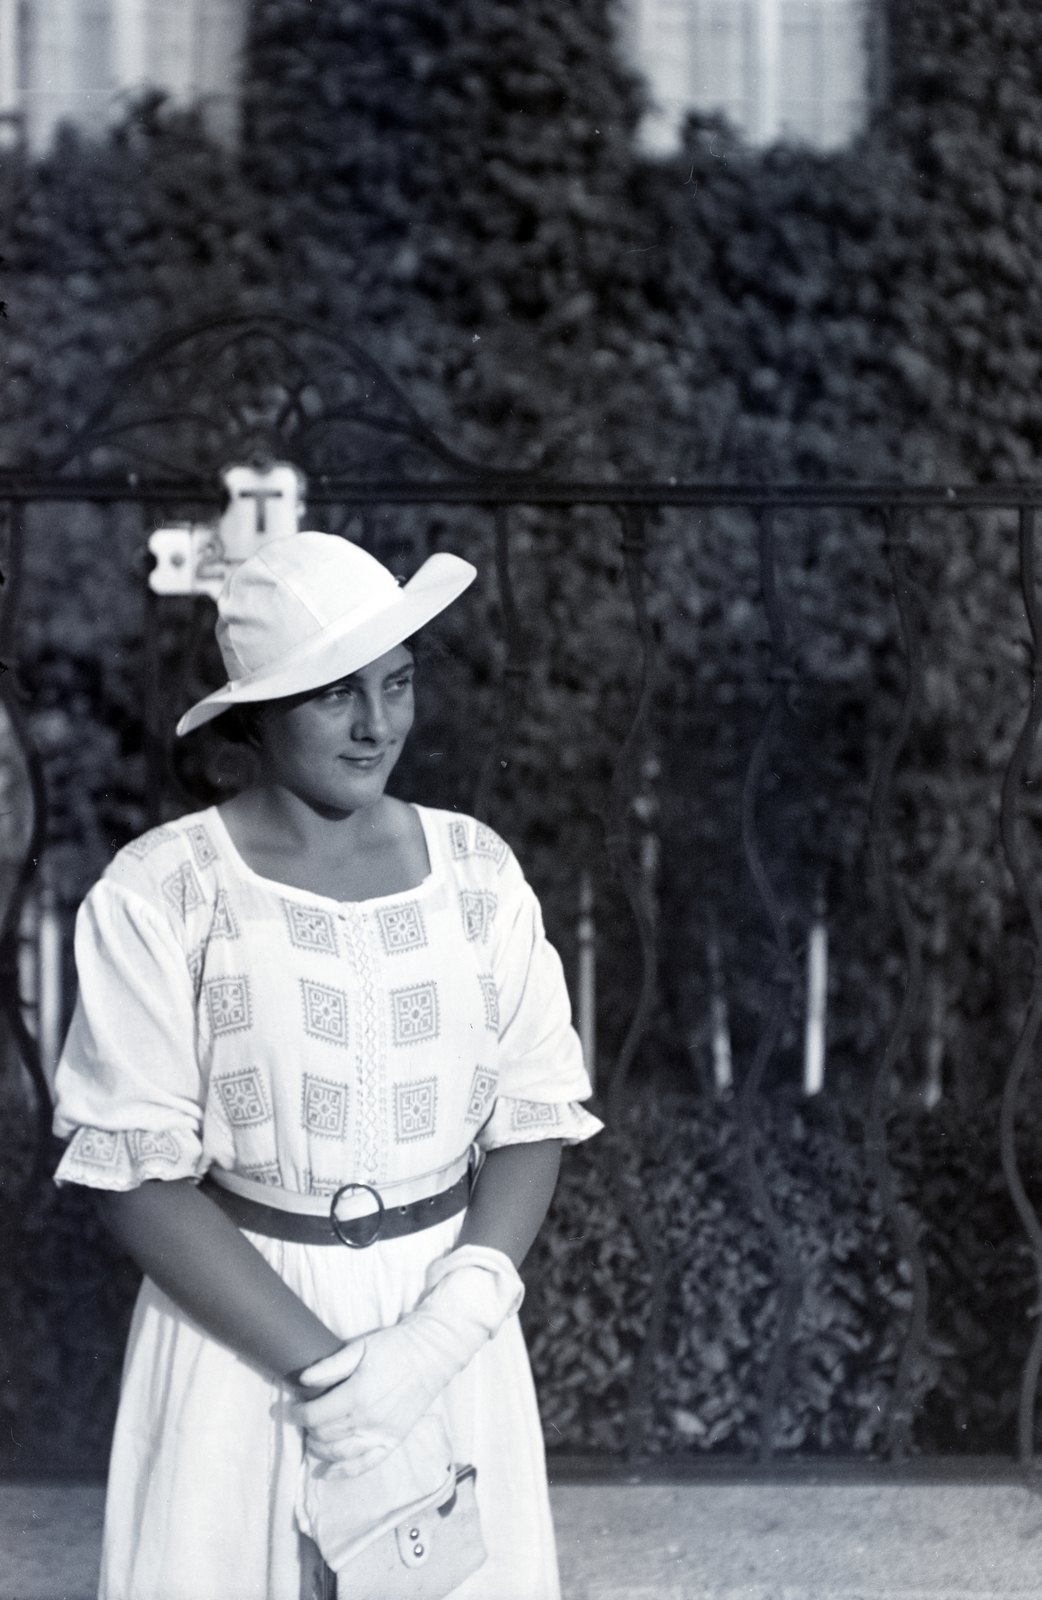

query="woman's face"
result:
[254,644,415,815]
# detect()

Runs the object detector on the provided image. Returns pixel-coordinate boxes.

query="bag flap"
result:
[296,1412,454,1572]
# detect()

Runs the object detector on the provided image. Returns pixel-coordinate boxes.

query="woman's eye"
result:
[387,677,413,695]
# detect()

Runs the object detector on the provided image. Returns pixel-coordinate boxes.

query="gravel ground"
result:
[552,1480,1042,1599]
[3,1475,1042,1598]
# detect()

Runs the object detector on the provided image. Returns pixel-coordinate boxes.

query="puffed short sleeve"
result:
[476,848,602,1152]
[52,879,206,1190]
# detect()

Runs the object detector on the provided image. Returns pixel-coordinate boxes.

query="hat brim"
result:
[176,550,476,737]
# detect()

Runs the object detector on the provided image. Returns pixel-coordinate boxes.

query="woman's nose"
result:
[352,692,388,742]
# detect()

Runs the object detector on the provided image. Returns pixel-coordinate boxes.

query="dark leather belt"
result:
[200,1167,471,1248]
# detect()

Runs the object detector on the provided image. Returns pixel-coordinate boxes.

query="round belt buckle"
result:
[330,1182,385,1249]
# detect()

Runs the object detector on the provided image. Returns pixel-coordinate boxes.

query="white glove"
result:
[293,1245,523,1474]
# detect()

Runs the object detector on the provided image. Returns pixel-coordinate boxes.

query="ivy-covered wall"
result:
[3,0,1042,1463]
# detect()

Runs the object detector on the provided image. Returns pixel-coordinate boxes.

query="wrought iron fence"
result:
[4,314,1042,1465]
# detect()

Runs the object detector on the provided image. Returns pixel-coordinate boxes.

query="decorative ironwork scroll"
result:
[0,500,51,1188]
[597,505,668,1459]
[604,507,660,1122]
[39,312,531,490]
[736,508,805,1461]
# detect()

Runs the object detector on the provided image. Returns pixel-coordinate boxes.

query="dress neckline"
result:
[204,803,440,910]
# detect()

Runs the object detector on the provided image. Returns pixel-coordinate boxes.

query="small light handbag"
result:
[334,1464,486,1600]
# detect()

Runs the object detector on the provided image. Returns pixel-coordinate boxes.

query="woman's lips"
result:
[340,753,385,770]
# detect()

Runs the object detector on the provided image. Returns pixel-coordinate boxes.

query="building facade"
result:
[0,0,869,156]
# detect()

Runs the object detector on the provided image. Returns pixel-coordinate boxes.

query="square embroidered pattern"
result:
[215,1069,271,1127]
[301,1075,349,1140]
[204,976,252,1036]
[300,980,349,1046]
[240,1162,282,1187]
[478,974,499,1031]
[127,1130,180,1165]
[186,946,204,987]
[281,900,339,956]
[375,901,427,955]
[510,1100,560,1131]
[393,1078,438,1141]
[211,890,240,941]
[459,890,496,943]
[162,862,205,922]
[186,824,218,870]
[473,824,508,869]
[465,1068,498,1124]
[390,982,439,1045]
[70,1127,122,1166]
[122,824,175,860]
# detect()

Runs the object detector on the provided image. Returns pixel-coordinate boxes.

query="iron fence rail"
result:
[7,474,1042,507]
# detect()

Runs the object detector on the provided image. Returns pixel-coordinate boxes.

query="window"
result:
[0,4,20,149]
[9,0,246,150]
[625,0,869,155]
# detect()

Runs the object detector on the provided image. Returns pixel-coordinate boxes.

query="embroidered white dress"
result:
[52,805,600,1600]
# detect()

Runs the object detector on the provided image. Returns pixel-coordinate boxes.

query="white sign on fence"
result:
[147,462,307,597]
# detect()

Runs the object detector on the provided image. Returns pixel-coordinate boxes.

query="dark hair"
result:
[402,629,448,665]
[210,704,266,746]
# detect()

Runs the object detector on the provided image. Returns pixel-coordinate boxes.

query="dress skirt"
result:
[98,1213,560,1600]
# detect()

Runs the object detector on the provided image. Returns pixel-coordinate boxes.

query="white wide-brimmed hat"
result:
[176,533,476,737]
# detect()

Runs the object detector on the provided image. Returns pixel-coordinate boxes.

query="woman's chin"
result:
[305,771,392,815]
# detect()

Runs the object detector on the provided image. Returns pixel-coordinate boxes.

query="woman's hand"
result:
[293,1244,523,1473]
[293,1321,455,1473]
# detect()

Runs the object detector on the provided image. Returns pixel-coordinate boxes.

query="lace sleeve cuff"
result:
[53,1125,205,1191]
[475,1097,603,1152]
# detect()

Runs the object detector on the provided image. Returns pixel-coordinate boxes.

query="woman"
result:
[52,532,600,1600]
